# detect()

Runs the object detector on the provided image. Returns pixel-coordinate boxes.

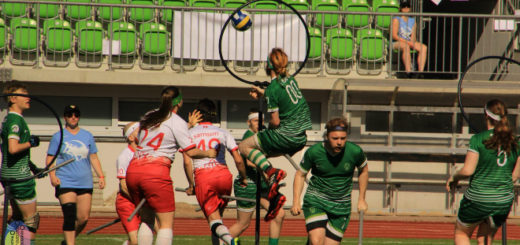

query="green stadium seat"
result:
[139,22,169,69]
[356,28,386,75]
[159,0,187,24]
[43,19,73,67]
[300,26,322,74]
[314,0,340,28]
[75,20,104,68]
[373,0,399,30]
[1,2,28,18]
[253,0,279,13]
[325,27,353,74]
[283,0,310,11]
[0,18,7,63]
[66,0,93,21]
[10,18,38,66]
[343,0,371,29]
[128,0,156,24]
[35,0,61,20]
[221,0,246,9]
[97,0,125,22]
[190,0,217,7]
[109,21,138,68]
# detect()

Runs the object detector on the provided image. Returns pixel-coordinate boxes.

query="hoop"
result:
[218,0,311,87]
[457,56,520,132]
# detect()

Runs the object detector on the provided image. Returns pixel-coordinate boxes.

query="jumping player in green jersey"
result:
[291,118,368,245]
[230,109,285,245]
[1,83,42,244]
[238,48,312,201]
[447,99,520,245]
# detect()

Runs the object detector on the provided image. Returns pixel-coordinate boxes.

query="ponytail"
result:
[483,99,517,153]
[140,86,181,130]
[266,48,289,78]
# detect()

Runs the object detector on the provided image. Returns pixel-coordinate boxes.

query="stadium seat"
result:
[9,18,39,66]
[221,0,246,9]
[314,0,340,28]
[1,2,28,19]
[190,0,217,8]
[356,28,386,75]
[34,0,61,20]
[343,0,371,30]
[139,22,169,70]
[97,0,125,22]
[65,0,93,21]
[109,21,138,68]
[373,0,399,30]
[43,19,73,67]
[325,27,353,74]
[0,19,6,63]
[300,26,322,74]
[159,0,187,24]
[253,0,279,13]
[128,0,156,24]
[283,0,310,11]
[75,20,104,68]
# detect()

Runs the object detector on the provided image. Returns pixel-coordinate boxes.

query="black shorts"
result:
[55,186,93,198]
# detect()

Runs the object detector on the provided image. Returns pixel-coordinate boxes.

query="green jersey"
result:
[1,112,32,179]
[300,142,367,202]
[464,129,520,204]
[265,76,312,136]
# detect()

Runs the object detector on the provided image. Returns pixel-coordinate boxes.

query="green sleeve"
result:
[356,148,368,168]
[468,134,480,154]
[265,85,279,113]
[6,116,22,140]
[300,148,312,173]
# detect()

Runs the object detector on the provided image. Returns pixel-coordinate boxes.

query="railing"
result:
[0,0,518,80]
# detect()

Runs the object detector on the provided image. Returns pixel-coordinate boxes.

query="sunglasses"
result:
[65,112,80,118]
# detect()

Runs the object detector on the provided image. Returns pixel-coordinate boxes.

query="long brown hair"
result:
[266,48,289,78]
[483,99,517,153]
[140,86,181,130]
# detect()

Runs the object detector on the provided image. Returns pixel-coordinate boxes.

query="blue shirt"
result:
[47,129,98,188]
[393,16,415,41]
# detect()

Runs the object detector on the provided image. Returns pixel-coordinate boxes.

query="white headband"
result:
[485,106,501,121]
[124,122,140,139]
[248,113,264,121]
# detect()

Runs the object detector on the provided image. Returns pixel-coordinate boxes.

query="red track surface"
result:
[34,216,520,240]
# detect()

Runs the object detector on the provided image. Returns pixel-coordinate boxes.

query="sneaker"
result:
[230,237,241,245]
[265,193,286,222]
[267,168,286,200]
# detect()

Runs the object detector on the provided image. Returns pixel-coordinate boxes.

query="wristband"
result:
[99,176,105,179]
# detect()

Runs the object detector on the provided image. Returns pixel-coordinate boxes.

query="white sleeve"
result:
[116,150,130,179]
[172,118,196,151]
[225,131,238,152]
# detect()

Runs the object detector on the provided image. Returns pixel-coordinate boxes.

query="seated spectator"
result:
[392,1,427,77]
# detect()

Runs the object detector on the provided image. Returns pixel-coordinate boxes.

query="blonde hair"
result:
[3,82,27,107]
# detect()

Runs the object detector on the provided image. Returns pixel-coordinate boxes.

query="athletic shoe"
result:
[265,193,286,222]
[267,168,286,200]
[230,237,241,245]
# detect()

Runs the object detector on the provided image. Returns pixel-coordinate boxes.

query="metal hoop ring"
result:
[218,0,311,86]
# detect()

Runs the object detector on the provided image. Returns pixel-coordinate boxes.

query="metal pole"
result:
[502,223,507,245]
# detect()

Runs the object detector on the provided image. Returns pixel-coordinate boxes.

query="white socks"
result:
[137,223,154,245]
[155,229,173,245]
[210,220,233,245]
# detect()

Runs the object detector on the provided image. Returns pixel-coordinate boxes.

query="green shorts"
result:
[457,197,512,227]
[256,129,306,156]
[302,204,350,242]
[3,179,36,204]
[233,177,268,212]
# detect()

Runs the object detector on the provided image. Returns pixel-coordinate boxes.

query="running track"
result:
[33,216,520,240]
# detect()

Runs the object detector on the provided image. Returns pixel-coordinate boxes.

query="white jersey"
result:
[135,113,195,162]
[116,145,135,179]
[189,122,238,170]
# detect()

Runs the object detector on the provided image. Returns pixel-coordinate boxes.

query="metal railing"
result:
[0,0,518,80]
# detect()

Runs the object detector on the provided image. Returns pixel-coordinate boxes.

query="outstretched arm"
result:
[357,165,369,212]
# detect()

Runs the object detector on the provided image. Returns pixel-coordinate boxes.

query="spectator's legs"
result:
[394,42,412,73]
[413,42,428,72]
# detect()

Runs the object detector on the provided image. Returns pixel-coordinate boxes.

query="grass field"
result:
[32,235,520,245]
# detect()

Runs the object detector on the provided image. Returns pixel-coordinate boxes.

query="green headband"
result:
[267,57,274,70]
[171,92,183,107]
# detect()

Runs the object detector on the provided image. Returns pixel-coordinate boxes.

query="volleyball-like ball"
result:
[231,10,252,32]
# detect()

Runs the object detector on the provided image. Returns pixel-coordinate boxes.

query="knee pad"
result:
[61,203,77,231]
[23,212,40,233]
[210,221,223,236]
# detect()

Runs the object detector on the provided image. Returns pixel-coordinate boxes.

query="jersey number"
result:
[197,138,221,151]
[285,80,302,104]
[497,149,507,167]
[139,130,164,151]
